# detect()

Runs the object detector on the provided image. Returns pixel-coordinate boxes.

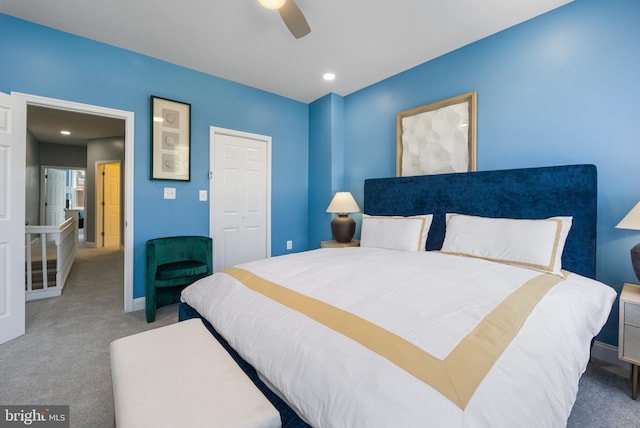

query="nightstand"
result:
[619,283,640,400]
[320,240,360,248]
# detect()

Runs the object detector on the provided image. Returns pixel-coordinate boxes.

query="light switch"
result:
[164,187,176,199]
[199,190,208,201]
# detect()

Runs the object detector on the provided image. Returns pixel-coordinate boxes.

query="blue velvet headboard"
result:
[363,164,597,279]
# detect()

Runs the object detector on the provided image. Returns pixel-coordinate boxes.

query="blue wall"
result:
[0,14,309,299]
[339,0,640,345]
[308,93,346,247]
[2,0,638,345]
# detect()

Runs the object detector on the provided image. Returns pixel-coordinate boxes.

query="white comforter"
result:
[181,248,615,428]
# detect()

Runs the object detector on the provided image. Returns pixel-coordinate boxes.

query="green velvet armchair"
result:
[145,235,212,322]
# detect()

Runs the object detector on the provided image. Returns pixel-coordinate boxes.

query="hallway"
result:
[0,245,178,427]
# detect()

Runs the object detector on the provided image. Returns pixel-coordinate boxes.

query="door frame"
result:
[209,126,272,268]
[13,92,136,312]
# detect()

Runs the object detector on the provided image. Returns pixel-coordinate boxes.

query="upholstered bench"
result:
[110,319,281,428]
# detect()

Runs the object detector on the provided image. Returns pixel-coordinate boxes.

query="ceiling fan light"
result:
[259,0,286,9]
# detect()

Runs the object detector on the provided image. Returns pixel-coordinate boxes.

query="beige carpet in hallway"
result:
[0,245,178,427]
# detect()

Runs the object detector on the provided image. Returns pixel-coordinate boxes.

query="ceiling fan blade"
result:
[278,0,311,39]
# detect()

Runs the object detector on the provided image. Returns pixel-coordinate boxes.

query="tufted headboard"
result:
[363,164,598,279]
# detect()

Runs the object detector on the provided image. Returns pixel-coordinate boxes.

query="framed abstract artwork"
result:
[151,96,191,181]
[396,92,476,176]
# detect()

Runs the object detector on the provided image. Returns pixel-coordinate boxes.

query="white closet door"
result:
[211,127,271,272]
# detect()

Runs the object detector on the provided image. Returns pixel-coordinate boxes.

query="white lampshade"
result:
[616,202,640,231]
[326,192,360,214]
[258,0,286,9]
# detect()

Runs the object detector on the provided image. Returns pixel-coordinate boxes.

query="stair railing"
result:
[25,216,78,301]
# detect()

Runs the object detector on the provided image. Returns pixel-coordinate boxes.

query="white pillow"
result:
[360,214,433,252]
[440,214,572,276]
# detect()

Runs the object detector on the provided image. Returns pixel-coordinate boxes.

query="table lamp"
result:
[616,201,640,281]
[326,192,361,243]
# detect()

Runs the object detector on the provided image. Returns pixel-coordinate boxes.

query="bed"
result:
[179,164,616,427]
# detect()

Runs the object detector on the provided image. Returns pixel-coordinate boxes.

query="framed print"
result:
[396,92,476,176]
[151,96,191,181]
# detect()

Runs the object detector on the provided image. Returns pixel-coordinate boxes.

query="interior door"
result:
[97,162,121,247]
[211,128,271,272]
[44,168,66,225]
[103,163,121,247]
[0,92,26,344]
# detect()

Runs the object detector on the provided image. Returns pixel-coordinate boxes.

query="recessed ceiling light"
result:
[60,130,71,135]
[323,73,336,81]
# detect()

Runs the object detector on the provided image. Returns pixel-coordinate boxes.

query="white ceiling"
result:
[1,0,572,104]
[27,106,125,146]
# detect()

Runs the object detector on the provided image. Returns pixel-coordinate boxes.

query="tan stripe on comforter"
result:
[223,267,562,409]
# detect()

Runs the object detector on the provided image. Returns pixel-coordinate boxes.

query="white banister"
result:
[25,217,78,301]
[56,217,78,289]
[40,233,48,289]
[26,234,32,292]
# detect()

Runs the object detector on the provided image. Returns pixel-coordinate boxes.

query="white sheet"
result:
[181,248,615,428]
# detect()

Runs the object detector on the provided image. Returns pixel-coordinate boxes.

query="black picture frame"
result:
[150,96,191,181]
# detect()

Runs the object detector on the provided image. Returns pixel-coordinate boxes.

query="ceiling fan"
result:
[259,0,311,39]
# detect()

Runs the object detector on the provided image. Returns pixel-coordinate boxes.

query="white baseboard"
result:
[132,296,145,312]
[591,340,630,372]
[26,288,62,301]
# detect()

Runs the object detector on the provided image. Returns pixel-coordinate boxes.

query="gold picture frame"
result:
[151,96,191,181]
[396,92,476,176]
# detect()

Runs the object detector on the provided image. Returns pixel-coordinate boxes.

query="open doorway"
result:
[41,167,86,241]
[43,167,68,226]
[40,165,87,239]
[41,168,86,222]
[17,92,136,312]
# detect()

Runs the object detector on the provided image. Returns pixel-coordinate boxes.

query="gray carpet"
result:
[568,359,640,427]
[0,245,178,427]
[1,245,640,427]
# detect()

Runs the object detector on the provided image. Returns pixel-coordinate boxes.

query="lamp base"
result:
[632,243,640,282]
[331,214,355,243]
